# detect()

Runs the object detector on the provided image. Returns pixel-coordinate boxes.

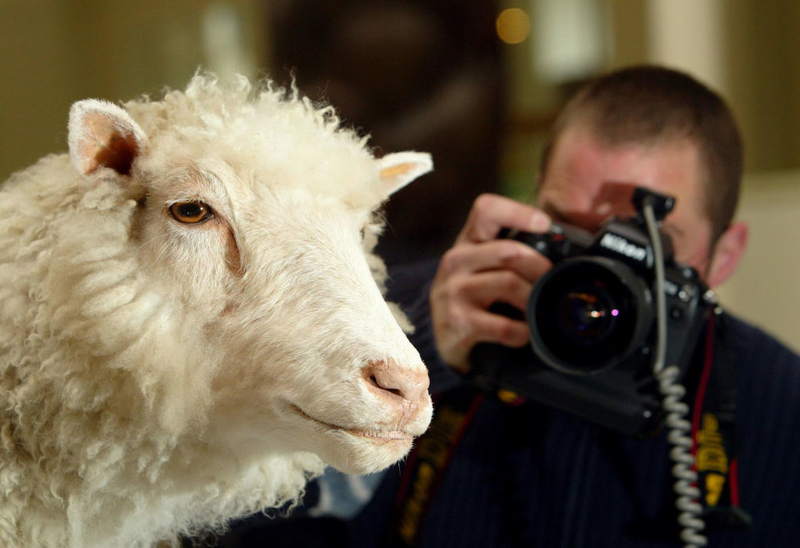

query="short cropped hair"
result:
[541,65,743,244]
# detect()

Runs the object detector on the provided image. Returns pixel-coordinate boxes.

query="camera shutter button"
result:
[678,284,696,302]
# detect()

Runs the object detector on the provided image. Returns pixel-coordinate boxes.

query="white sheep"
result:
[0,73,434,547]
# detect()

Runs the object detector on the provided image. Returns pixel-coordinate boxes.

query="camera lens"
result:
[558,289,616,340]
[528,257,653,375]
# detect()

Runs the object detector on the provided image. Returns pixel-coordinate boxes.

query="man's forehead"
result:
[538,131,710,232]
[547,128,704,195]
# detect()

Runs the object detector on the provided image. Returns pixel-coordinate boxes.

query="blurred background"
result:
[1,0,798,352]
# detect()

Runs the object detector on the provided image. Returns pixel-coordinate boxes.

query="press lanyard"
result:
[388,386,483,547]
[691,311,751,528]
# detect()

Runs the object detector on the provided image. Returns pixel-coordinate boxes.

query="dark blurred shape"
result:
[270,0,504,265]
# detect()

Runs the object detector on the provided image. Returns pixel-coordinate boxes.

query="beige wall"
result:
[726,0,800,173]
[715,170,800,352]
[0,0,267,182]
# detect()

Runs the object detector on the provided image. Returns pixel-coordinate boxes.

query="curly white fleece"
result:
[0,74,426,547]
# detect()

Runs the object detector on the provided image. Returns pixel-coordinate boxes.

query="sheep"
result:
[0,73,434,547]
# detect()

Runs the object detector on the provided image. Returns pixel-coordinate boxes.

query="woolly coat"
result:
[0,75,433,547]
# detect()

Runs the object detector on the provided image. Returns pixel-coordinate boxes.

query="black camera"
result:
[470,188,715,437]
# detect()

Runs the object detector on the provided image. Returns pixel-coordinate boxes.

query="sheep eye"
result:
[169,201,212,224]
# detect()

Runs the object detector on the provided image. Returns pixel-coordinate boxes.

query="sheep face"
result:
[130,157,433,475]
[63,78,433,476]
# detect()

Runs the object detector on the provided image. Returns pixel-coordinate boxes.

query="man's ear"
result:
[707,221,748,288]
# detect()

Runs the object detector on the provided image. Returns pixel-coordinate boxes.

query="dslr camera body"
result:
[470,188,715,437]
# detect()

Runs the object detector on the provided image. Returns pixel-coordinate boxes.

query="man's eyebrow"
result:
[662,223,685,237]
[539,202,569,223]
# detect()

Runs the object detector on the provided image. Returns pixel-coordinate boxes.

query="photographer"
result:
[351,65,800,547]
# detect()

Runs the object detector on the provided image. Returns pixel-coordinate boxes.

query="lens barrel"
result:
[527,256,653,375]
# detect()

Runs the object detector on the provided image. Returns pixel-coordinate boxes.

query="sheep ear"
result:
[68,99,146,177]
[377,152,433,196]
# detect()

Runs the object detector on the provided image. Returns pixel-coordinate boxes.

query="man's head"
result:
[537,65,747,288]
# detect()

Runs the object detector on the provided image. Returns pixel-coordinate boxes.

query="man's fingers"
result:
[457,194,551,244]
[437,239,553,284]
[431,269,533,326]
[434,308,531,372]
[455,270,533,311]
[431,194,553,370]
[469,309,531,348]
[431,269,535,368]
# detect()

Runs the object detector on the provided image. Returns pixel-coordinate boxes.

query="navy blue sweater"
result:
[344,259,800,548]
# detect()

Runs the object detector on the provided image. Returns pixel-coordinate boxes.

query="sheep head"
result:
[65,76,434,474]
[0,75,433,545]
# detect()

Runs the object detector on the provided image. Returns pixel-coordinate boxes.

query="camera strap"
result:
[690,310,752,529]
[386,385,484,547]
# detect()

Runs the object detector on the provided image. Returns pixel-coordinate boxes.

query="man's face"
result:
[537,125,714,277]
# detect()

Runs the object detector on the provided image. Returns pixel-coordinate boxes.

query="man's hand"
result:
[430,194,553,372]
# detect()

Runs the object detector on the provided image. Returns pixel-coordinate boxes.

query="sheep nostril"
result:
[362,360,429,404]
[372,375,403,397]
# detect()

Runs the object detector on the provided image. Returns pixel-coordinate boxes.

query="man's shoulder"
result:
[722,311,800,409]
[715,315,800,544]
[723,312,800,368]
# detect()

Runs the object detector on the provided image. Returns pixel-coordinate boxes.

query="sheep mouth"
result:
[288,403,414,442]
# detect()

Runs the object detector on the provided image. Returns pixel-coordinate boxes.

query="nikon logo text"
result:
[600,233,647,262]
